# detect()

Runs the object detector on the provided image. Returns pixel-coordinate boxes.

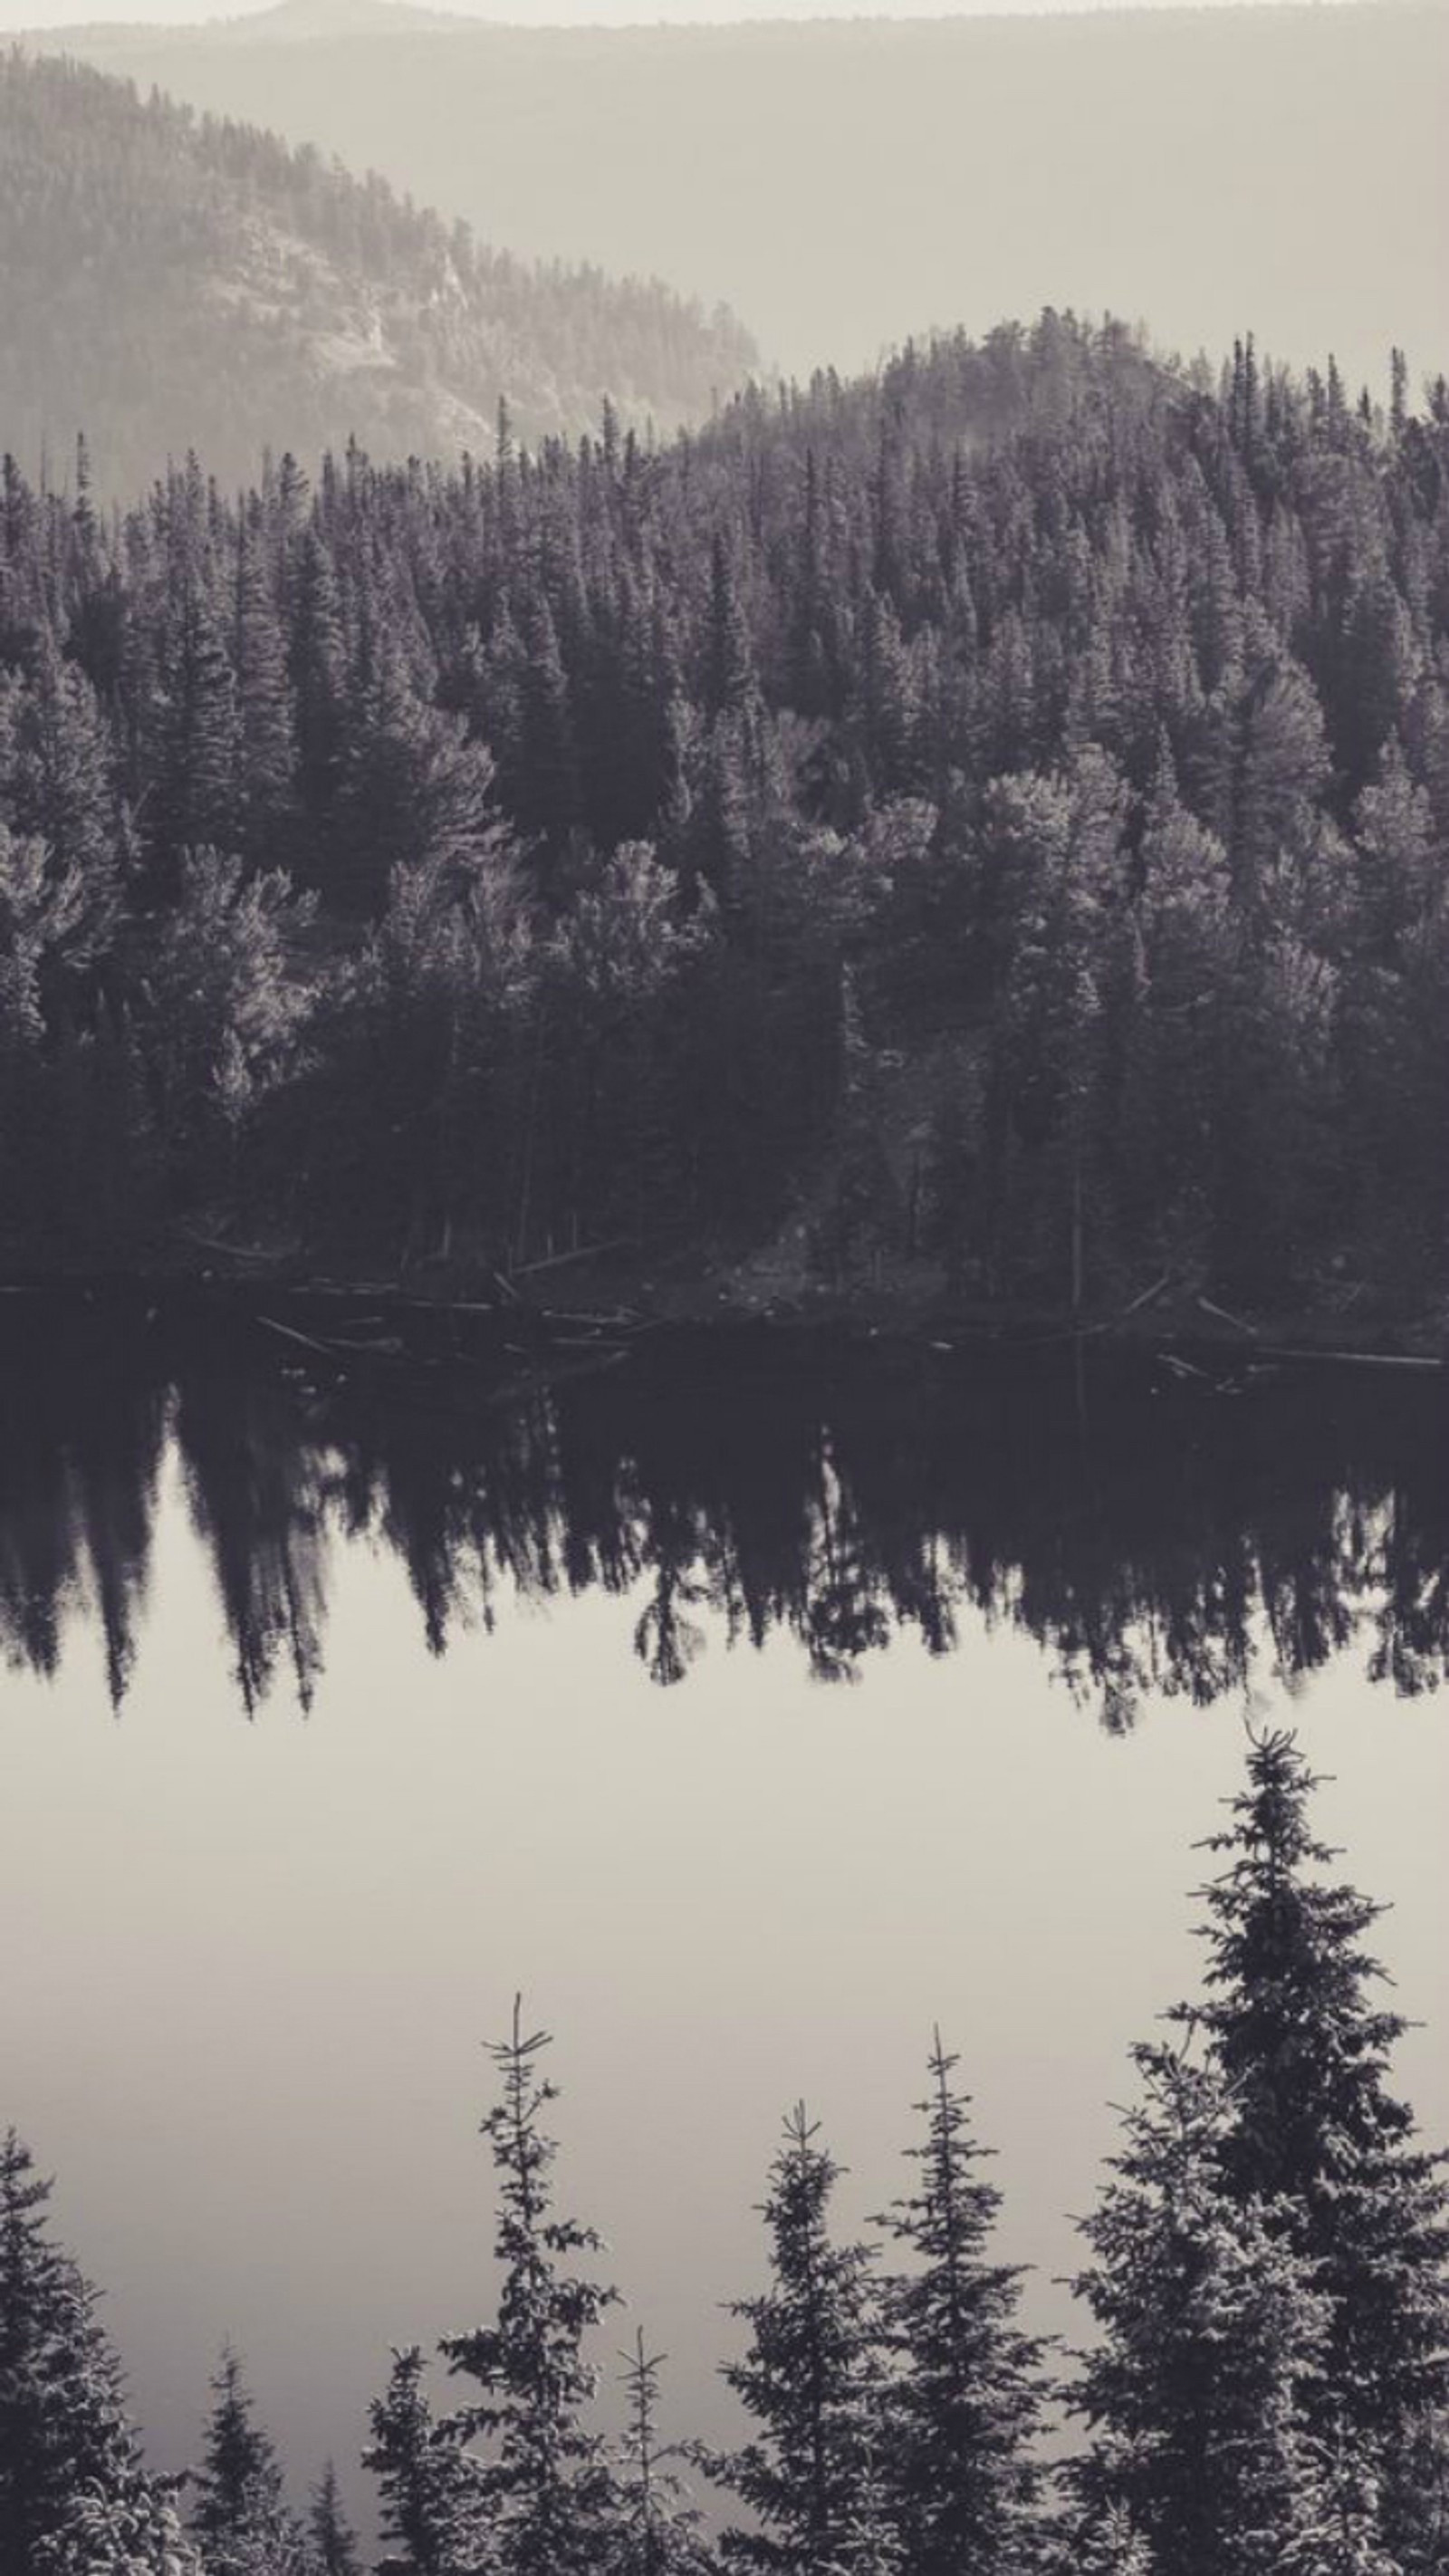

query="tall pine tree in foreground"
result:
[711,2105,882,2574]
[1066,1727,1449,2574]
[1185,1727,1449,2542]
[1064,2045,1396,2576]
[439,1997,622,2575]
[876,2033,1046,2574]
[0,2128,197,2575]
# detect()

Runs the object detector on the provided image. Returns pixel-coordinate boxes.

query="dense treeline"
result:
[3,1316,1445,1715]
[3,1734,1447,2570]
[2,312,1447,1307]
[0,51,755,494]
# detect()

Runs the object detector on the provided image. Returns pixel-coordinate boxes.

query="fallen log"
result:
[257,1314,342,1360]
[1123,1272,1172,1317]
[1197,1294,1257,1336]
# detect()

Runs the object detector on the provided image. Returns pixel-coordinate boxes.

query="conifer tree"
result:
[190,2349,308,2574]
[1183,1728,1449,2527]
[712,2106,882,2575]
[614,2331,713,2576]
[365,2347,485,2576]
[307,2462,362,2576]
[876,2033,1045,2575]
[233,511,294,859]
[440,2000,622,2576]
[1064,2045,1375,2576]
[155,582,240,874]
[0,2129,198,2575]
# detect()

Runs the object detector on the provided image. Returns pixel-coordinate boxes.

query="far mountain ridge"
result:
[24,0,1446,397]
[0,48,757,494]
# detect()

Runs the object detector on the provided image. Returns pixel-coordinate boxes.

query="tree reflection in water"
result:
[1,1309,1444,1722]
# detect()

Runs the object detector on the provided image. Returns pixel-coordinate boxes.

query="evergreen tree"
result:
[190,2349,307,2574]
[1064,2045,1382,2576]
[155,581,240,876]
[712,2107,882,2575]
[1183,1729,1449,2508]
[307,2462,362,2576]
[439,2000,622,2576]
[614,2331,713,2576]
[365,2347,485,2576]
[876,2033,1045,2575]
[0,2129,197,2576]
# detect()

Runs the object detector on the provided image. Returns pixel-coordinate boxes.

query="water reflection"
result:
[2,1307,1444,1719]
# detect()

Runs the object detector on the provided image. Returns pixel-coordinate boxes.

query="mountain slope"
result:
[0,48,756,492]
[23,0,1449,399]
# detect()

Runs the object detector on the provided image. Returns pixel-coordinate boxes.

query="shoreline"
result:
[2,1253,1443,1377]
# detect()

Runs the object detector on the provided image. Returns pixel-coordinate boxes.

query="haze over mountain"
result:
[21,0,1448,399]
[0,47,755,492]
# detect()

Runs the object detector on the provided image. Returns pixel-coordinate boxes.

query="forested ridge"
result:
[0,50,755,494]
[33,0,1449,400]
[4,1735,1448,2570]
[1,312,1447,1313]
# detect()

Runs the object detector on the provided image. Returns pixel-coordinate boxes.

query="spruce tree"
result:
[365,2346,485,2576]
[712,2106,882,2575]
[0,2129,198,2576]
[307,2461,362,2576]
[440,2000,622,2576]
[876,2033,1045,2575]
[614,2331,713,2576]
[1064,2045,1372,2576]
[189,2349,307,2575]
[1184,1727,1449,2542]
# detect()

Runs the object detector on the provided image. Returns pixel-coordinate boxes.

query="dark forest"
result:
[2,313,1446,1318]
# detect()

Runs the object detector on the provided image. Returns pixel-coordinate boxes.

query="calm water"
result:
[2,1307,1446,2534]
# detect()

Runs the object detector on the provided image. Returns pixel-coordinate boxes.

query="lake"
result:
[2,1303,1445,2536]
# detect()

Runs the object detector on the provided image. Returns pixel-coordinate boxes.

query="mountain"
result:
[22,0,1449,399]
[0,48,756,493]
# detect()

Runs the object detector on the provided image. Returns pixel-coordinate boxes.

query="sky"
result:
[0,0,1381,33]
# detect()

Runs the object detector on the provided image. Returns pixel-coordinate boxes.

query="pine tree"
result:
[1070,2498,1154,2575]
[614,2331,713,2576]
[233,510,294,859]
[190,2350,307,2574]
[0,2129,198,2576]
[307,2462,362,2576]
[5,639,120,970]
[1064,2044,1372,2576]
[712,2106,882,2575]
[876,2033,1045,2575]
[705,533,756,719]
[155,581,240,874]
[440,2000,622,2576]
[1183,1728,1449,2511]
[364,2347,485,2576]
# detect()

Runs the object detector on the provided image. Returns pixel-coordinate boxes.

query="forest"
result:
[1,312,1445,1316]
[0,51,755,494]
[3,1731,1448,2571]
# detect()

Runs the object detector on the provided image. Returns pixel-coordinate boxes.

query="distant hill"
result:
[0,48,756,492]
[21,0,1449,399]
